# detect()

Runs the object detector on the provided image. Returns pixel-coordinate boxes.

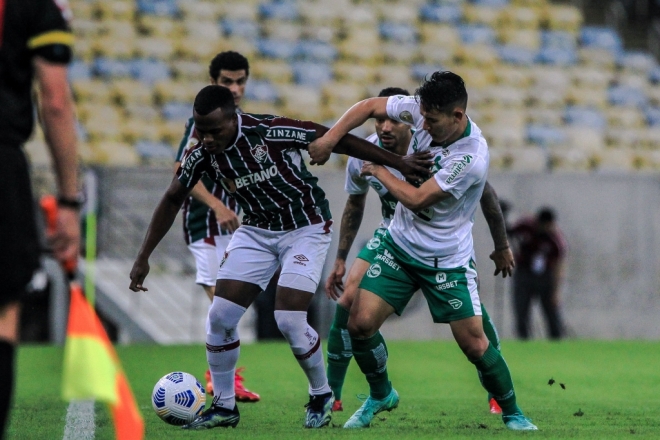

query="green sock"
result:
[471,343,521,416]
[351,331,392,400]
[326,304,352,400]
[481,304,501,351]
[480,304,501,401]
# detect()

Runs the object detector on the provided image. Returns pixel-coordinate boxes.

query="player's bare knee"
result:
[460,337,489,360]
[346,314,377,339]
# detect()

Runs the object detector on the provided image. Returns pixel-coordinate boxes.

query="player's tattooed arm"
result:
[336,194,367,261]
[480,181,515,278]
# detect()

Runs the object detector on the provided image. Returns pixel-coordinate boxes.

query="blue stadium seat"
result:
[135,140,175,159]
[542,30,577,50]
[411,63,444,81]
[469,0,509,7]
[292,62,333,87]
[93,58,132,79]
[161,102,192,121]
[296,41,337,62]
[497,45,537,65]
[526,124,567,147]
[457,24,496,45]
[379,22,418,44]
[608,86,648,108]
[259,1,299,20]
[221,19,260,39]
[644,107,660,126]
[130,59,171,84]
[69,60,92,81]
[257,38,298,60]
[244,80,279,102]
[618,50,657,72]
[564,106,606,129]
[419,4,463,24]
[136,0,178,17]
[537,47,578,66]
[580,26,623,54]
[649,65,660,84]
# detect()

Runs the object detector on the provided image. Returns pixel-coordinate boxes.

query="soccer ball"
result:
[151,372,206,425]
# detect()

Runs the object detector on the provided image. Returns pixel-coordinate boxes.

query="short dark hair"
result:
[415,71,468,114]
[378,87,410,98]
[209,51,250,81]
[194,85,236,116]
[537,207,556,224]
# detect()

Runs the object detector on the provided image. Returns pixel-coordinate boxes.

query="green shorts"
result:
[358,232,481,323]
[356,228,387,262]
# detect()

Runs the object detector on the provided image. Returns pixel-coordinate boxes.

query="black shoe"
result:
[181,403,240,430]
[304,391,334,428]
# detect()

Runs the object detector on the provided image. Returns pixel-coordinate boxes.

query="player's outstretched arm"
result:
[480,181,515,278]
[129,177,191,291]
[325,193,367,300]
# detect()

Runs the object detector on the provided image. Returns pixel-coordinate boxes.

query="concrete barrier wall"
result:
[97,167,660,340]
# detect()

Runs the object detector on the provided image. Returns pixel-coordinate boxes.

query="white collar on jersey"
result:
[225,114,244,151]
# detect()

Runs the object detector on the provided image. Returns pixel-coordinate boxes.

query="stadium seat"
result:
[498,28,541,50]
[380,22,419,44]
[374,66,414,89]
[411,63,445,81]
[566,86,608,108]
[548,145,593,172]
[245,80,280,103]
[578,47,617,68]
[564,106,606,129]
[251,59,293,84]
[455,44,499,66]
[563,126,605,153]
[605,127,643,149]
[93,57,133,79]
[123,118,162,143]
[580,26,623,54]
[217,1,259,21]
[69,61,93,82]
[178,0,221,20]
[259,1,299,21]
[292,62,333,87]
[124,103,160,122]
[382,42,418,64]
[419,4,463,24]
[135,140,175,162]
[419,23,461,46]
[464,5,504,27]
[497,45,538,65]
[497,146,548,172]
[94,141,141,166]
[608,86,648,108]
[571,67,613,89]
[341,4,378,25]
[501,6,542,30]
[480,123,525,149]
[276,84,323,120]
[322,82,368,107]
[544,4,583,33]
[605,107,645,128]
[333,62,376,83]
[376,2,419,24]
[183,21,221,40]
[492,65,533,87]
[131,59,171,85]
[526,124,567,147]
[72,80,113,103]
[92,36,135,59]
[471,0,510,7]
[454,66,497,89]
[137,16,181,38]
[170,60,207,81]
[618,51,657,74]
[175,36,222,61]
[457,24,497,45]
[154,80,206,105]
[486,85,527,107]
[526,107,564,125]
[135,37,175,60]
[110,79,154,106]
[162,102,192,122]
[536,47,578,66]
[528,85,566,108]
[593,147,644,172]
[136,0,179,17]
[298,1,343,24]
[222,18,260,39]
[257,38,298,60]
[263,20,302,41]
[644,106,660,126]
[296,40,337,62]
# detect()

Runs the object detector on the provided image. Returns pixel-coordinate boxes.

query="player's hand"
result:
[308,136,336,166]
[325,260,346,300]
[129,258,150,292]
[399,151,433,182]
[360,161,381,177]
[490,247,515,278]
[46,207,81,266]
[214,204,239,233]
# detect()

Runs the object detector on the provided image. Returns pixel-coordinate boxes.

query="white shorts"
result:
[218,222,333,292]
[188,235,232,286]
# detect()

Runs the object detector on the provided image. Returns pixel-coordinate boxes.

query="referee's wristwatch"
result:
[57,194,85,210]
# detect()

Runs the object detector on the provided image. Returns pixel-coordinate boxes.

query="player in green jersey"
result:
[310,72,537,431]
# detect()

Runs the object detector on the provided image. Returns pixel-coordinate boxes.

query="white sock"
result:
[274,310,331,395]
[206,296,245,409]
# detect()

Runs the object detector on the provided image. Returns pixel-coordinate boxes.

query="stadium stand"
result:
[19,0,658,172]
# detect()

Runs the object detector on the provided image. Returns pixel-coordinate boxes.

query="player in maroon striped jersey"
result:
[129,85,431,430]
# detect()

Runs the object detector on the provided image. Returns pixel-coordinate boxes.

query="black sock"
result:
[0,340,16,440]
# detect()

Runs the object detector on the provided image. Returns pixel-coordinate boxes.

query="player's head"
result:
[375,87,411,153]
[209,51,250,106]
[415,71,468,144]
[193,85,238,154]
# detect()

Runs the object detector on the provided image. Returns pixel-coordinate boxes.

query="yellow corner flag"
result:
[62,283,144,440]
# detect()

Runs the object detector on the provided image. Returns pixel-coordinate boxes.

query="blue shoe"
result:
[503,413,538,430]
[181,403,240,430]
[343,388,399,428]
[304,391,334,428]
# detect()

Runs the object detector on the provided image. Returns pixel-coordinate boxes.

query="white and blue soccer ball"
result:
[152,372,206,425]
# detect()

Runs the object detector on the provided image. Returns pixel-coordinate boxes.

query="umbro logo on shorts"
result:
[293,254,309,266]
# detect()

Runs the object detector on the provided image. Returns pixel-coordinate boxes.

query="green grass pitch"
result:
[7,340,660,439]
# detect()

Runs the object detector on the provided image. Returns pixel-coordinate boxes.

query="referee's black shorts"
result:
[0,147,40,308]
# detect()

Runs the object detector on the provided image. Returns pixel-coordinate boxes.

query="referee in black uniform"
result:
[0,0,80,436]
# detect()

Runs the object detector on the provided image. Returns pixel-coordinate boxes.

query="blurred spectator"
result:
[509,207,567,340]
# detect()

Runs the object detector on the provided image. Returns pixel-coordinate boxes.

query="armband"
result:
[32,44,73,64]
[57,194,84,210]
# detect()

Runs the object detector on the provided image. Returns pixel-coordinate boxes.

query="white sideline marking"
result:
[63,399,95,440]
